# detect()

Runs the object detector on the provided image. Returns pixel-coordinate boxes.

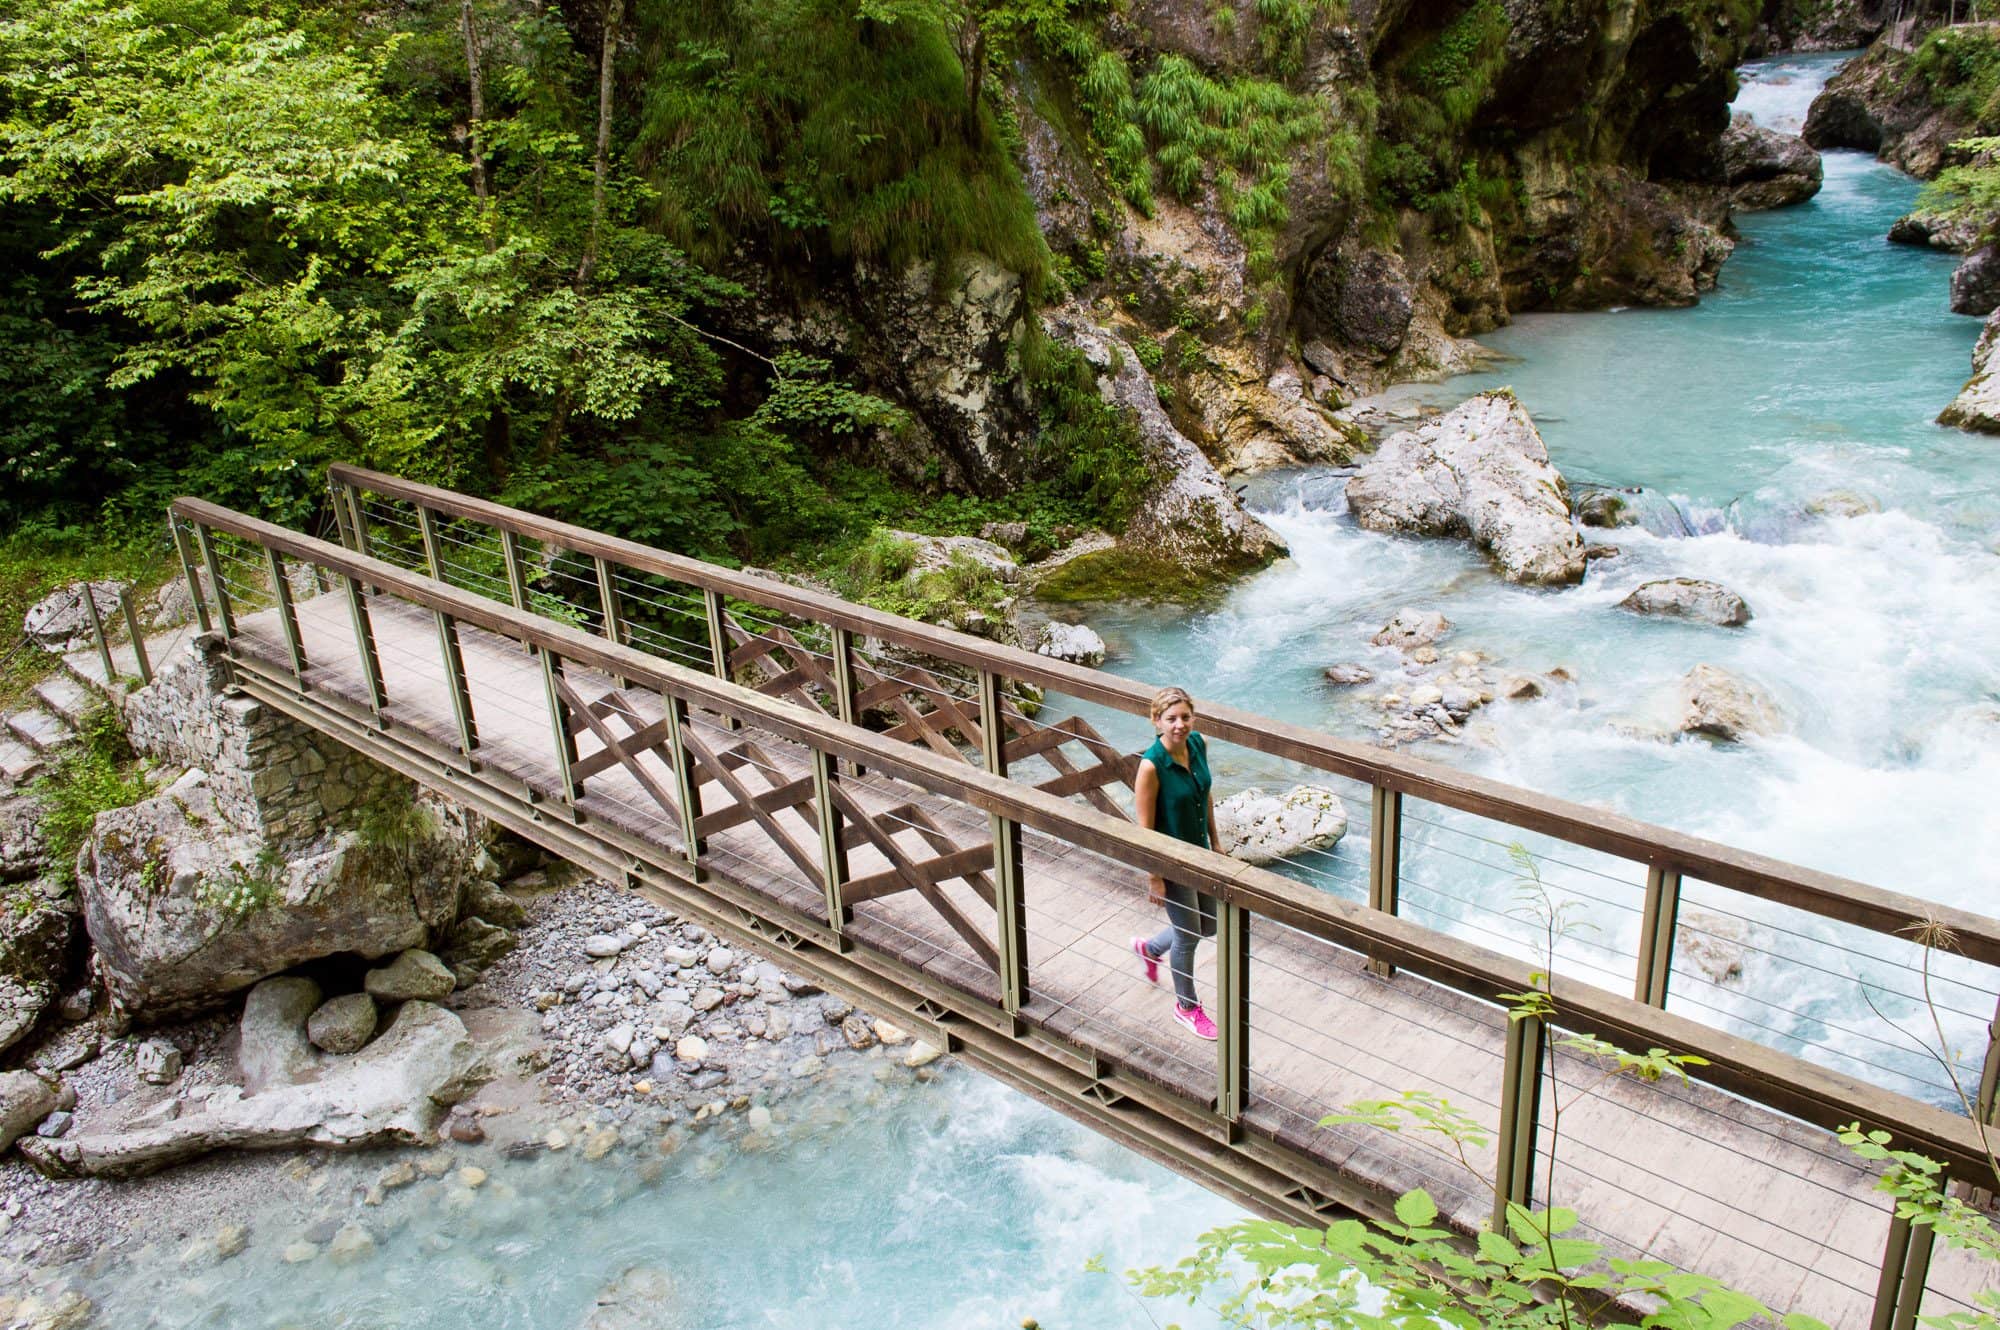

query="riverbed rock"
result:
[237,976,323,1093]
[76,777,467,1019]
[1214,786,1349,866]
[364,949,455,1002]
[1677,665,1783,741]
[1889,210,1980,253]
[1721,114,1822,211]
[441,916,515,986]
[1939,305,2000,435]
[22,581,127,653]
[1345,391,1587,585]
[1804,40,1973,178]
[580,1265,681,1330]
[1951,244,2000,317]
[307,993,379,1055]
[1323,663,1374,686]
[1617,579,1753,628]
[1370,609,1451,651]
[136,1039,183,1084]
[0,1069,58,1151]
[20,1000,486,1179]
[1033,622,1107,667]
[1675,909,1758,985]
[0,875,75,1057]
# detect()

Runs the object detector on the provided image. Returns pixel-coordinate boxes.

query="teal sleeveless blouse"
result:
[1142,732,1211,850]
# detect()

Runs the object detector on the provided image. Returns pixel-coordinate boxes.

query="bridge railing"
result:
[321,465,2000,1112]
[171,494,1994,1322]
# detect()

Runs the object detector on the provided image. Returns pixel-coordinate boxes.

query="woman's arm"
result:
[1206,794,1221,855]
[1134,761,1165,904]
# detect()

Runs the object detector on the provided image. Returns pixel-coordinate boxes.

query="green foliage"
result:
[1032,545,1224,603]
[1136,55,1329,279]
[356,791,438,855]
[1841,1124,2000,1330]
[833,532,1010,623]
[636,0,1052,285]
[1921,136,2000,234]
[1905,24,2000,134]
[1370,0,1511,219]
[197,846,285,918]
[31,708,151,890]
[1020,334,1154,531]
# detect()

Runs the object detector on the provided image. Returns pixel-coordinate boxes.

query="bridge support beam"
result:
[1493,1011,1546,1232]
[810,748,851,938]
[1367,785,1402,978]
[1634,865,1683,1008]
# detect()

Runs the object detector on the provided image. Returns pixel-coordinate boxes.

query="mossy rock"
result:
[1032,546,1236,606]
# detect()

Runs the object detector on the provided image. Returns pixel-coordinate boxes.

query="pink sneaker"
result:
[1174,1003,1219,1041]
[1131,936,1159,985]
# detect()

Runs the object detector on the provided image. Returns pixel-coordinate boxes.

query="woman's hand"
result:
[1148,874,1166,905]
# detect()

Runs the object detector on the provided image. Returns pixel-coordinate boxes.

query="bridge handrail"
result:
[172,494,1999,1180]
[324,464,2000,969]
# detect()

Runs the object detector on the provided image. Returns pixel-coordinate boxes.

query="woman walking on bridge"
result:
[1131,686,1221,1041]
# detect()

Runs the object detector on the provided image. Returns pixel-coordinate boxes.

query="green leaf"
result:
[1394,1189,1439,1228]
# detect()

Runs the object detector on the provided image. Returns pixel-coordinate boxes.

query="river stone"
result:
[1371,609,1451,651]
[1346,391,1587,585]
[1721,113,1823,211]
[441,916,514,985]
[237,976,323,1093]
[461,879,527,929]
[137,1039,183,1085]
[327,1221,375,1263]
[904,1040,943,1068]
[1617,578,1753,628]
[1576,490,1637,528]
[1323,663,1374,686]
[307,993,378,1055]
[840,1014,876,1050]
[20,1000,485,1179]
[675,1035,709,1063]
[582,1265,681,1330]
[1034,622,1108,667]
[1953,244,2000,317]
[1677,665,1783,742]
[0,1069,58,1151]
[1675,909,1758,985]
[364,950,455,1002]
[0,878,74,1059]
[583,934,630,959]
[76,778,471,1020]
[22,581,127,653]
[872,1019,911,1046]
[704,947,736,975]
[1215,786,1349,866]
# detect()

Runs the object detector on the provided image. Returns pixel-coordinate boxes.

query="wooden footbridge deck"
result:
[162,468,2000,1327]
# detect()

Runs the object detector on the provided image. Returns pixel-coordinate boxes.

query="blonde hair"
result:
[1149,686,1195,723]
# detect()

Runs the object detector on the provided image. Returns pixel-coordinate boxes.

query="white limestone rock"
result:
[1371,609,1451,650]
[0,1069,58,1151]
[363,950,455,1003]
[1675,909,1761,986]
[1677,665,1783,741]
[22,581,127,653]
[239,977,325,1093]
[307,993,379,1055]
[20,1000,486,1179]
[1939,305,2000,435]
[1617,578,1753,628]
[1034,622,1107,667]
[1345,390,1587,585]
[1215,786,1349,866]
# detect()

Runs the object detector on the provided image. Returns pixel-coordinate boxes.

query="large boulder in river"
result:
[1950,245,2000,317]
[1215,786,1348,866]
[1721,114,1822,211]
[1677,665,1782,741]
[76,774,470,1020]
[1345,391,1587,585]
[1939,306,2000,435]
[1888,210,1980,253]
[1617,579,1753,627]
[20,1000,486,1179]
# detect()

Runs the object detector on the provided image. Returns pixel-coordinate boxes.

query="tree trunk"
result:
[960,18,986,147]
[460,0,493,229]
[541,0,622,461]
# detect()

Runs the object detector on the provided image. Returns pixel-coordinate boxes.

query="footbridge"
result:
[162,467,2000,1327]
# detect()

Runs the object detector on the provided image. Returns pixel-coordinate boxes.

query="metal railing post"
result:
[415,505,478,760]
[79,583,116,685]
[194,525,236,639]
[1634,864,1683,1007]
[978,669,1030,1018]
[1492,1011,1546,1231]
[117,587,151,685]
[810,748,850,939]
[1367,785,1403,977]
[704,587,739,731]
[1215,899,1250,1123]
[263,547,309,688]
[169,515,213,636]
[343,573,387,722]
[341,482,372,558]
[593,555,626,648]
[831,625,864,777]
[500,530,531,613]
[1871,1211,1938,1330]
[330,480,355,551]
[662,694,704,873]
[542,650,582,806]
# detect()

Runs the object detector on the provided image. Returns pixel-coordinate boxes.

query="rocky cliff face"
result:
[1803,37,1978,178]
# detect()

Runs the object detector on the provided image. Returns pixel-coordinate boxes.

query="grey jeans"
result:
[1144,881,1217,1009]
